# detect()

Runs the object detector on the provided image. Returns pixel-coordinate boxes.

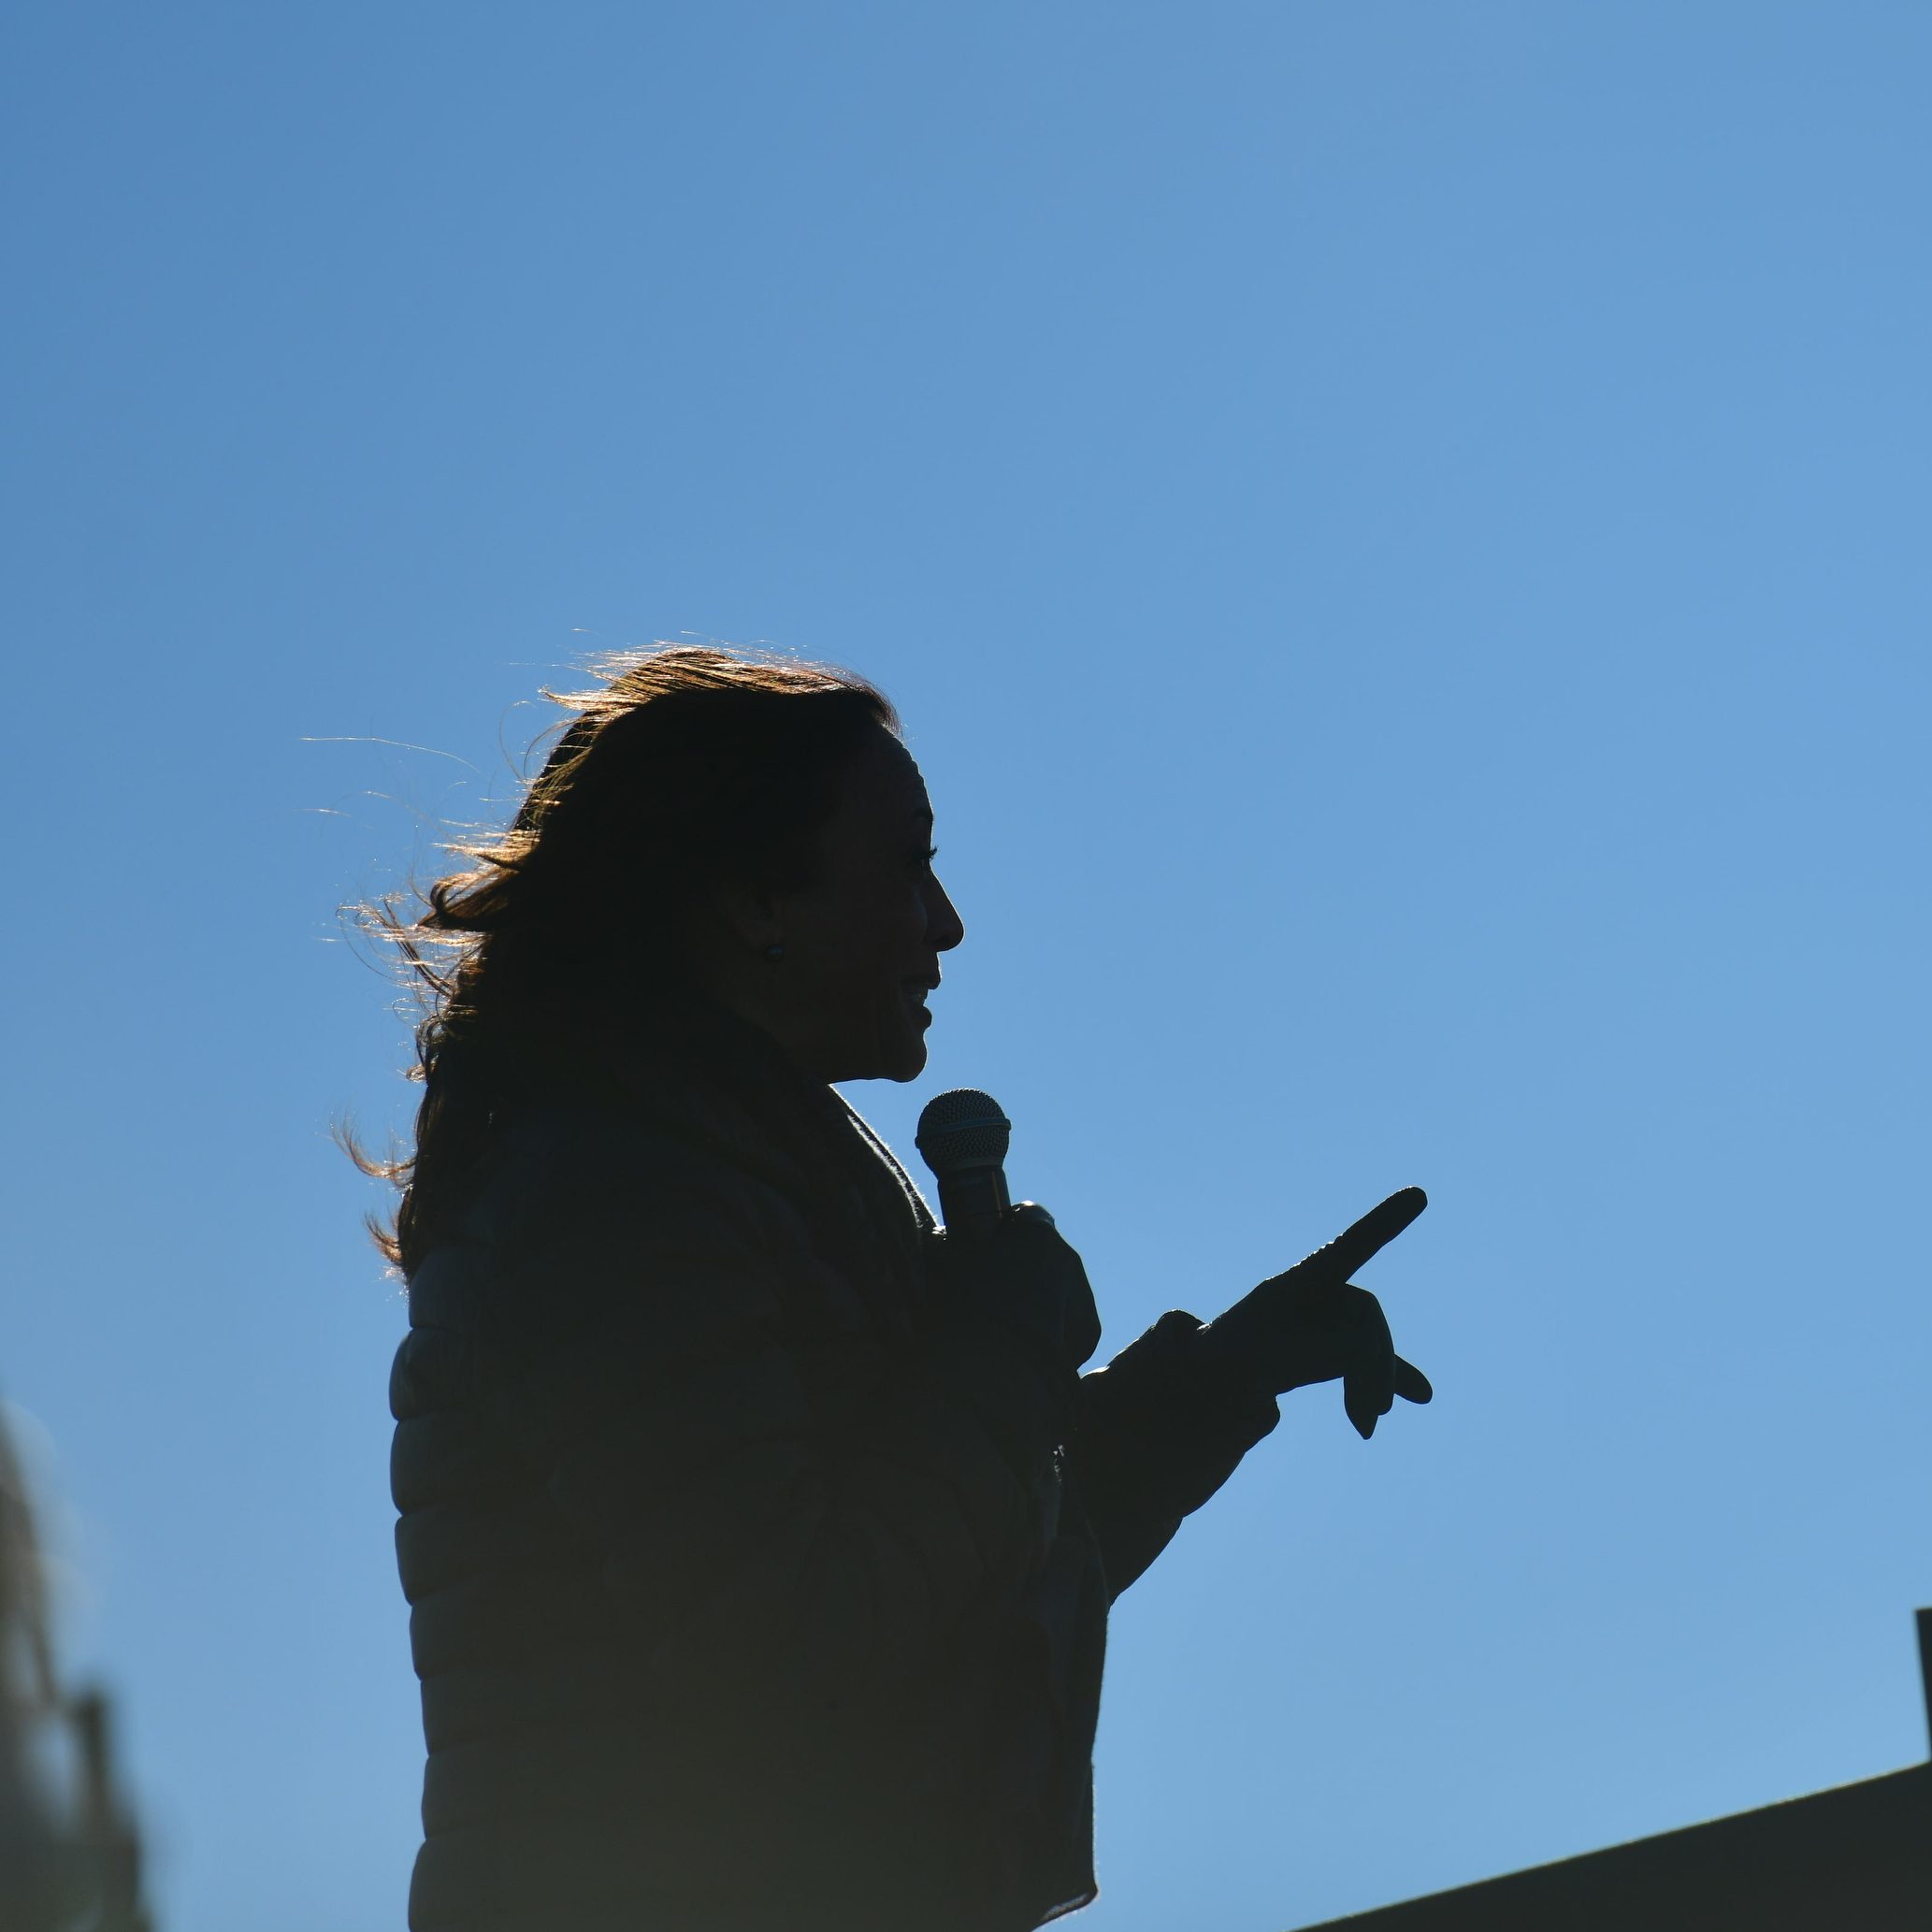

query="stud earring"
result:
[763,942,786,961]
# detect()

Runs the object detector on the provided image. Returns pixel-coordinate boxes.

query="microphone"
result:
[915,1089,1013,1236]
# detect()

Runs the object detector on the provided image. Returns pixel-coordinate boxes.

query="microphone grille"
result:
[915,1088,1011,1176]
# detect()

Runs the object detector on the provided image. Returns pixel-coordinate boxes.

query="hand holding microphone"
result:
[917,1087,1432,1440]
[916,1089,1102,1374]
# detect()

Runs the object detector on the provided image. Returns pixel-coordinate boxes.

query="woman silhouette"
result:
[362,647,1426,1932]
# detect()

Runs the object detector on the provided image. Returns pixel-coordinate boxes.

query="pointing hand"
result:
[1197,1188,1433,1439]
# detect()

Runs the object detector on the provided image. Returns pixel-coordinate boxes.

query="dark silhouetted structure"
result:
[1293,1608,1932,1932]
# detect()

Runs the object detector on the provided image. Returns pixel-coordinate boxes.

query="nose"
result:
[927,872,965,953]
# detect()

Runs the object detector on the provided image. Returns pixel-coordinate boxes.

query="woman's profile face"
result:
[767,728,965,1084]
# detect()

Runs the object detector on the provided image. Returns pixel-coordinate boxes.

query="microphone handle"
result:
[936,1162,1012,1237]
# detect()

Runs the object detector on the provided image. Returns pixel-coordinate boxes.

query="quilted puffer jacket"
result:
[390,1005,1280,1931]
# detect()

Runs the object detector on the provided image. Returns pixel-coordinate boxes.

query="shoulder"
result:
[453,1094,805,1257]
[407,1090,858,1362]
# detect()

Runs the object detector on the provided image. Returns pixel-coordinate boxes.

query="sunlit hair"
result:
[343,645,900,1274]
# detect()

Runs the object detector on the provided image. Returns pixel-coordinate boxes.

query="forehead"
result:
[835,730,931,824]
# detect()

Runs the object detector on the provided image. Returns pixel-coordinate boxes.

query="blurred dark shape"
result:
[0,1405,152,1932]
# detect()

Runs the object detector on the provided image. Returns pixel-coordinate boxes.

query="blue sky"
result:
[2,5,1927,1928]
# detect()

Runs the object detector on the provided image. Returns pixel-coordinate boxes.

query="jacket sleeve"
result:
[1072,1310,1282,1602]
[466,1125,1077,1728]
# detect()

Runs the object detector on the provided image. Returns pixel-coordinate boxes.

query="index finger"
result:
[1291,1186,1428,1289]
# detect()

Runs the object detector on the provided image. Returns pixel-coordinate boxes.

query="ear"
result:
[707,876,784,955]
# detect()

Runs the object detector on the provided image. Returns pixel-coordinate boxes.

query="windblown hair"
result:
[345,645,900,1275]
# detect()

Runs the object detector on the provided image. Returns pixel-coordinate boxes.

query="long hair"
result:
[344,645,900,1276]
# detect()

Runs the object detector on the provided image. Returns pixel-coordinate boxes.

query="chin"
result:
[863,1026,929,1085]
[887,1037,929,1083]
[823,1033,927,1086]
[825,1002,930,1084]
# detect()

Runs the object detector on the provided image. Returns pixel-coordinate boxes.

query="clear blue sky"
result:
[3,6,1926,1929]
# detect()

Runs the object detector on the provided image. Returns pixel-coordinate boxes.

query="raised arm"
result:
[1074,1189,1435,1597]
